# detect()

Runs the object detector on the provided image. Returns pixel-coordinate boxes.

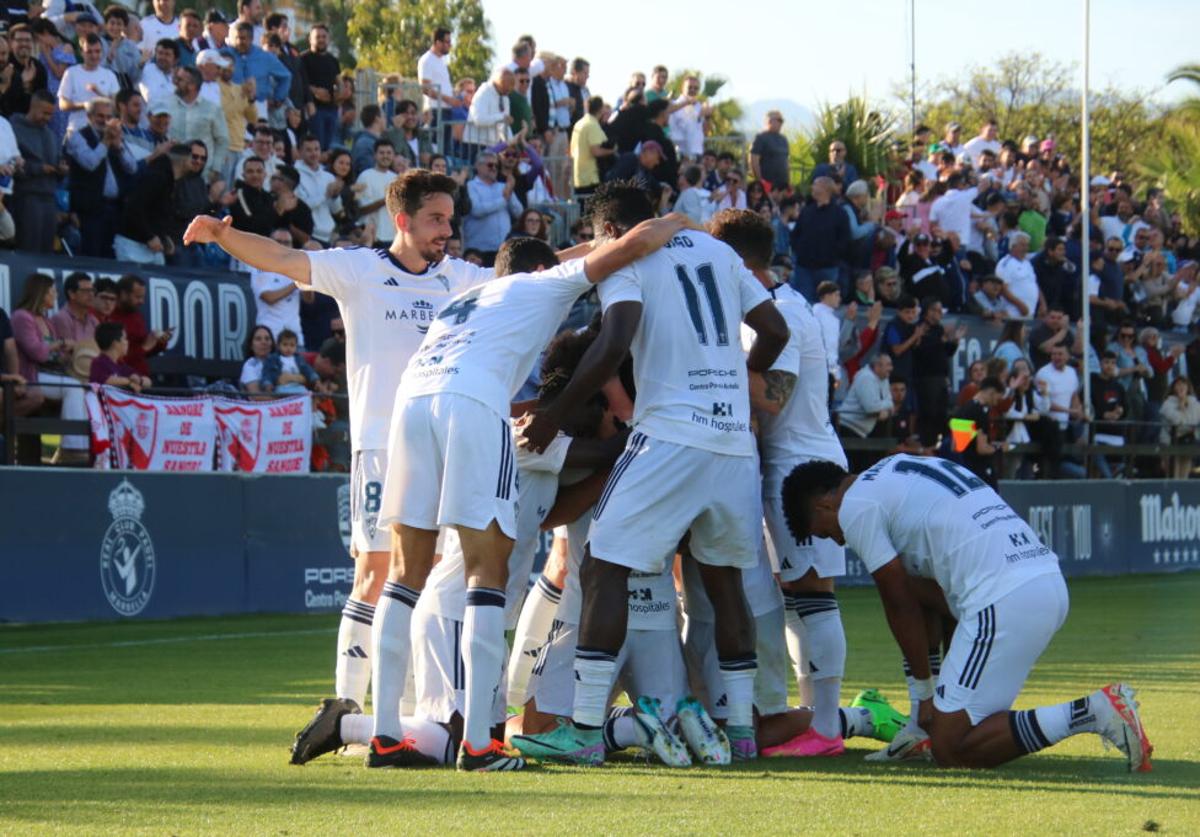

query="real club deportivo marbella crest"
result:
[100,479,156,616]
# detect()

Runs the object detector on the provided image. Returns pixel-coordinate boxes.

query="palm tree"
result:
[1139,66,1200,234]
[799,96,899,186]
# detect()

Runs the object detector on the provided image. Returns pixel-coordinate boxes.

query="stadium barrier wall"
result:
[1,470,1197,623]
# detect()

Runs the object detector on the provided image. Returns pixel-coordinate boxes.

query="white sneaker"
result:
[864,725,932,762]
[676,696,731,766]
[632,696,692,767]
[1095,683,1153,772]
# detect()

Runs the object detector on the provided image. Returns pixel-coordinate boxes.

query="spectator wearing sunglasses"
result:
[167,140,217,267]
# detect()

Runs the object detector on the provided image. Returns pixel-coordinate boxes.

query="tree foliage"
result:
[1141,66,1200,234]
[795,96,899,186]
[347,0,492,82]
[908,51,1163,179]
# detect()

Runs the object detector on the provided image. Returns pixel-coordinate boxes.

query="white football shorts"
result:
[350,449,390,554]
[763,492,846,582]
[589,433,761,574]
[379,392,518,539]
[411,608,507,725]
[935,570,1068,724]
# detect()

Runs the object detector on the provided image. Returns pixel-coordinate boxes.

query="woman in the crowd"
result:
[1160,376,1200,479]
[240,325,275,395]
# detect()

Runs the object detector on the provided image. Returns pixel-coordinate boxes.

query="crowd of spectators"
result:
[0,11,1196,476]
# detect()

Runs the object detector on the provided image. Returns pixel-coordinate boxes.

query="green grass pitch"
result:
[1,573,1197,835]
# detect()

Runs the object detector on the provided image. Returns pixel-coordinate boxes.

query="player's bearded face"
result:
[407,194,455,262]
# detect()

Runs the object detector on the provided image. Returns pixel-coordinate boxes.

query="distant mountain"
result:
[739,99,817,134]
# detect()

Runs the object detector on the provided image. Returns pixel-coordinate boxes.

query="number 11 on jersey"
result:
[676,263,728,346]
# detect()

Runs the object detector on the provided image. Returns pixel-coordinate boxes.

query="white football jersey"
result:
[598,230,771,457]
[306,247,491,451]
[741,282,847,491]
[418,431,570,623]
[839,453,1062,619]
[401,260,592,417]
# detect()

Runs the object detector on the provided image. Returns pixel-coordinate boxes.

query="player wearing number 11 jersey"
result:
[513,183,790,765]
[780,454,1153,772]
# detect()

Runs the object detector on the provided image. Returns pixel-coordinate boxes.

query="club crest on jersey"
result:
[99,479,156,617]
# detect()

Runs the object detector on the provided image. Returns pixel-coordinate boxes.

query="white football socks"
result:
[462,587,507,751]
[1013,694,1100,754]
[573,649,618,729]
[370,581,419,740]
[335,597,374,707]
[791,593,846,739]
[506,575,562,707]
[340,713,451,764]
[718,655,758,728]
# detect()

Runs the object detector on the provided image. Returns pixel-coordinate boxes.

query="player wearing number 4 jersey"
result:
[514,183,790,765]
[781,453,1153,772]
[373,214,692,772]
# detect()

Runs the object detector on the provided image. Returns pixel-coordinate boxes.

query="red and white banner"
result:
[97,386,217,471]
[214,395,312,473]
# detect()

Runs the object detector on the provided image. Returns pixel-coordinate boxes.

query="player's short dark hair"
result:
[979,376,1004,393]
[781,460,849,544]
[495,237,558,277]
[384,169,459,219]
[588,180,654,232]
[539,329,609,437]
[709,209,774,271]
[64,271,91,296]
[95,321,125,351]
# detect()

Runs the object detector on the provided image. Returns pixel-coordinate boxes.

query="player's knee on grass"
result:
[929,710,972,767]
[352,551,391,602]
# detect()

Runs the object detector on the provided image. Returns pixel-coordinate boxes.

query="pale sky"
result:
[480,0,1196,113]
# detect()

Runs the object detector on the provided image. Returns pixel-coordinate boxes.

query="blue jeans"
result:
[310,107,338,151]
[789,265,838,302]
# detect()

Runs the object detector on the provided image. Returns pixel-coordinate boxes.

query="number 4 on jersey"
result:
[676,263,728,346]
[439,291,480,325]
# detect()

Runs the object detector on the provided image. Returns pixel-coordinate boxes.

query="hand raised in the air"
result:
[183,214,232,246]
[521,408,560,455]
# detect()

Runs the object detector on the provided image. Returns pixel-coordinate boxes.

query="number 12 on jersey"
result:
[676,263,728,346]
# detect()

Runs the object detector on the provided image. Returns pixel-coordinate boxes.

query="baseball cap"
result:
[148,102,171,116]
[1090,174,1112,187]
[205,9,229,24]
[1040,139,1056,152]
[946,121,961,131]
[913,233,931,244]
[197,48,231,68]
[74,11,99,25]
[884,209,905,222]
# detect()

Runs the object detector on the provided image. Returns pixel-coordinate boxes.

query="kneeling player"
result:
[781,455,1153,771]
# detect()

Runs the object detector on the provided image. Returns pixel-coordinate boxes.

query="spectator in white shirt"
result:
[813,280,843,380]
[674,165,712,225]
[138,39,179,107]
[58,34,120,132]
[251,228,304,341]
[996,231,1043,320]
[464,66,514,149]
[961,118,1001,165]
[1035,343,1082,430]
[668,75,709,162]
[839,352,894,439]
[294,134,339,243]
[356,139,398,247]
[712,167,747,211]
[140,0,179,54]
[928,171,977,249]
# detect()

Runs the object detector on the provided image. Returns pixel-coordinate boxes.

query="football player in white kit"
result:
[780,455,1154,771]
[513,183,789,764]
[374,220,689,771]
[185,172,492,767]
[709,210,907,755]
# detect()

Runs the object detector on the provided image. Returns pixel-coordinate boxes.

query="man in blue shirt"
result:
[221,21,289,116]
[811,140,859,189]
[790,176,848,300]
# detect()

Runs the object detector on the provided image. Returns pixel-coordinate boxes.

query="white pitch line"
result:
[0,627,335,655]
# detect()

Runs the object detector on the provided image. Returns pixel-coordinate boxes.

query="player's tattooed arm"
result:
[748,369,796,416]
